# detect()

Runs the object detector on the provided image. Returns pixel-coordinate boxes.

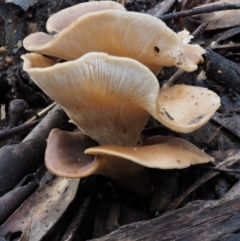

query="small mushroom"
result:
[22,52,220,194]
[23,9,205,74]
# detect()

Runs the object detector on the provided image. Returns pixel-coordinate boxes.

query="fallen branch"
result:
[92,196,240,241]
[160,3,240,21]
[0,119,40,139]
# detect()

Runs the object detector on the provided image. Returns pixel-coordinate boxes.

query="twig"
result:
[164,69,186,87]
[23,104,68,142]
[210,44,240,51]
[200,165,240,174]
[0,119,40,139]
[60,196,91,241]
[165,22,208,86]
[159,3,240,21]
[26,102,57,123]
[191,22,208,37]
[167,156,239,211]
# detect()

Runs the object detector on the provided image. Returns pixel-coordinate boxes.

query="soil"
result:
[1,0,240,241]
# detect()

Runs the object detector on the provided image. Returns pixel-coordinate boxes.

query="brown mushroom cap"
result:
[45,128,100,178]
[45,128,149,195]
[85,135,214,169]
[46,1,126,33]
[23,10,205,74]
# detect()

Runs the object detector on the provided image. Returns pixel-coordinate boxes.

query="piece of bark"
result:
[0,104,68,196]
[60,196,91,241]
[0,177,80,241]
[222,180,240,201]
[204,48,240,94]
[191,0,240,30]
[23,104,68,142]
[167,148,240,211]
[214,26,240,43]
[147,0,177,17]
[91,196,240,241]
[213,113,240,140]
[0,139,44,196]
[0,182,38,225]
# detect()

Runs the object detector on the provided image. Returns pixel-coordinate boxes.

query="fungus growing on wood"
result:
[21,52,220,194]
[23,9,205,74]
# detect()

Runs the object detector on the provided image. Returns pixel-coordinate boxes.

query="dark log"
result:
[204,48,240,94]
[0,139,44,196]
[91,197,240,241]
[0,182,38,225]
[0,105,68,196]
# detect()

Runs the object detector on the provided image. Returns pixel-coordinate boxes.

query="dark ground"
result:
[1,0,240,240]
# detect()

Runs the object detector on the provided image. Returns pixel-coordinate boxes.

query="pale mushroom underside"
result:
[21,52,221,137]
[22,52,159,146]
[23,10,205,74]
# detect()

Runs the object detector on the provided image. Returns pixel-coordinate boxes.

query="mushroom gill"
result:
[22,52,219,194]
[23,9,205,74]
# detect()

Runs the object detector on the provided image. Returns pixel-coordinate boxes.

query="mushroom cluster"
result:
[22,1,221,194]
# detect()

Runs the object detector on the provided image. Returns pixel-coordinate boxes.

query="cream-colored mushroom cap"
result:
[85,135,214,169]
[21,52,220,136]
[22,52,159,146]
[23,10,205,74]
[155,84,221,133]
[46,1,126,33]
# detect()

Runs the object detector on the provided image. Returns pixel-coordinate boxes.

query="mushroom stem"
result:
[95,156,150,195]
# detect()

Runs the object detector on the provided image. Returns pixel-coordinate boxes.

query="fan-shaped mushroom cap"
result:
[23,10,205,74]
[45,128,100,178]
[22,52,220,138]
[22,52,159,146]
[153,84,221,133]
[46,1,126,33]
[85,135,214,169]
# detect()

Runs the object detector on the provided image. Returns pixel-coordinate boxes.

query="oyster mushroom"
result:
[23,9,205,74]
[46,1,126,34]
[21,52,220,194]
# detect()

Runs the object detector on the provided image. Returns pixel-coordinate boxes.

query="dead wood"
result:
[167,149,240,210]
[0,105,68,196]
[0,119,39,139]
[159,2,240,21]
[23,104,68,142]
[0,139,45,196]
[0,182,38,225]
[91,197,240,241]
[204,48,240,94]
